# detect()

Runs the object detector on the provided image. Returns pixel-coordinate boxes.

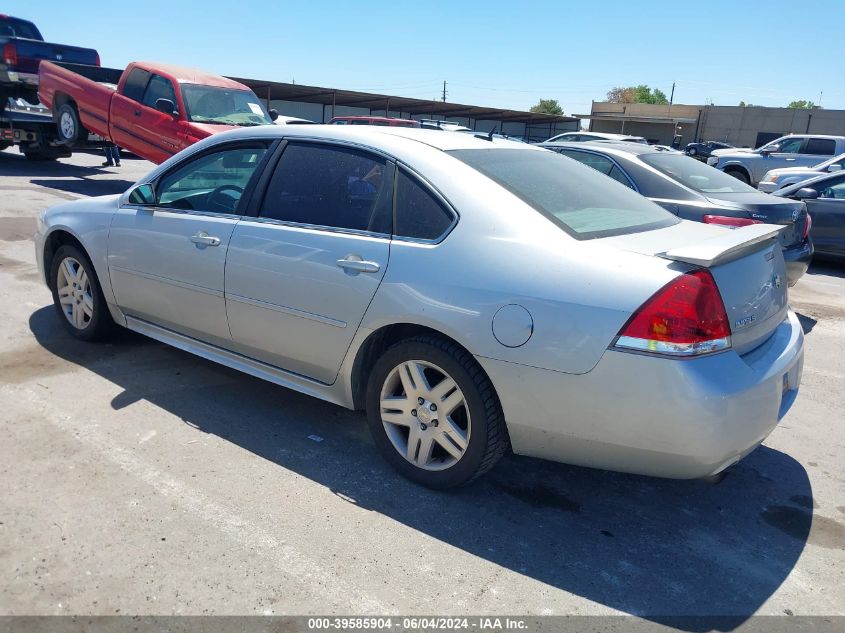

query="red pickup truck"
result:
[38,60,277,164]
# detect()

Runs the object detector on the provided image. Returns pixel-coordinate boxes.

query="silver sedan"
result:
[35,126,805,489]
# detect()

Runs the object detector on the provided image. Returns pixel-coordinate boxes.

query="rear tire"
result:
[55,102,84,146]
[688,147,697,156]
[49,244,113,341]
[365,336,510,489]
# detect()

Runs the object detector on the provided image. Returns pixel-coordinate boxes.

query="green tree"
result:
[787,100,816,109]
[529,99,564,115]
[606,85,668,105]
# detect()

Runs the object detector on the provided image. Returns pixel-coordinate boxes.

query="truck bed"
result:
[38,61,123,140]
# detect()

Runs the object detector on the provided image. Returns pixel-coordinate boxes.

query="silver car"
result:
[758,152,845,193]
[35,126,805,489]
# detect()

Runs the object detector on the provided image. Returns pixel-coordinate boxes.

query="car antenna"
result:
[486,125,498,142]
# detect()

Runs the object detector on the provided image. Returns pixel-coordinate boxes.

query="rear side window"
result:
[142,74,177,110]
[449,148,678,240]
[556,150,634,189]
[804,138,836,156]
[261,143,392,233]
[395,170,455,240]
[123,68,151,102]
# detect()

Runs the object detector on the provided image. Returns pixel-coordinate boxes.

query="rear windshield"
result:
[449,148,678,240]
[0,17,42,40]
[641,152,758,194]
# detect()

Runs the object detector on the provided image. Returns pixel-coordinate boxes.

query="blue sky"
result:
[7,0,843,116]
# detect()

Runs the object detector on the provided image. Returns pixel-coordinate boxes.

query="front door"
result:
[225,141,393,384]
[108,142,271,347]
[805,174,845,257]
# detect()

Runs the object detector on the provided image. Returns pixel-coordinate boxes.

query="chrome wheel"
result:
[59,111,76,139]
[56,256,93,330]
[379,360,471,471]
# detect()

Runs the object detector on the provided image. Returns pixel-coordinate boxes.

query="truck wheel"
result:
[725,168,750,184]
[56,103,84,146]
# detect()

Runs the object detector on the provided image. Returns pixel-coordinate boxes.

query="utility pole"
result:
[442,81,447,102]
[818,90,823,107]
[669,81,675,105]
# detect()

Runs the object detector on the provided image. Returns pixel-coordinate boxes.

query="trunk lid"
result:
[604,221,789,355]
[703,192,808,248]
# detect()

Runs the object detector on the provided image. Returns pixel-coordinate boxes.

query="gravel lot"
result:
[1,147,843,626]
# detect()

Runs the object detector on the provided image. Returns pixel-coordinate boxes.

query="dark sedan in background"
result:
[775,170,845,260]
[685,140,733,160]
[539,140,813,285]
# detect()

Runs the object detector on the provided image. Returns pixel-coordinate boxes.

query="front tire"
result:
[49,244,113,341]
[726,168,750,184]
[366,336,510,489]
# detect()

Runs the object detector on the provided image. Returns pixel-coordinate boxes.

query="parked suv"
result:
[707,135,845,186]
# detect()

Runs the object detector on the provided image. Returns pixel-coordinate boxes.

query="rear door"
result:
[224,141,393,383]
[109,141,271,347]
[804,174,845,256]
[800,137,838,167]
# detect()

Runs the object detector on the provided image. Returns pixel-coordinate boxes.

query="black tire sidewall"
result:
[49,244,109,341]
[365,339,492,489]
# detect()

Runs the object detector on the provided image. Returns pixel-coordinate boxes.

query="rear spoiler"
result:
[658,224,782,267]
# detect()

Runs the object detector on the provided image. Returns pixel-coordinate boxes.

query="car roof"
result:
[198,124,544,153]
[134,61,248,90]
[539,140,669,157]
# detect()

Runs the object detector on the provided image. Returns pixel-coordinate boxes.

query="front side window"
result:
[771,137,803,154]
[803,138,836,156]
[395,170,455,240]
[156,145,268,214]
[181,85,273,126]
[261,143,392,233]
[449,148,678,240]
[142,74,177,110]
[816,175,845,199]
[122,68,151,102]
[641,152,757,194]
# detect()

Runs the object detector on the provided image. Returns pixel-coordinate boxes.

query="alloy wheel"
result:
[56,256,93,330]
[379,360,471,471]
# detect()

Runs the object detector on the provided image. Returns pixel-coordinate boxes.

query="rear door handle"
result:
[336,256,380,274]
[190,231,221,247]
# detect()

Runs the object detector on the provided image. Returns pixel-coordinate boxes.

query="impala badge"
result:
[774,274,782,289]
[735,315,755,328]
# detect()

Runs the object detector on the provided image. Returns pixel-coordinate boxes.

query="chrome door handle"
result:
[336,256,380,274]
[190,231,221,247]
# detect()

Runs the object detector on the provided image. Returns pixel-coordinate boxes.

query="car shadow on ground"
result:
[29,178,136,197]
[806,260,844,279]
[796,312,818,334]
[27,306,815,631]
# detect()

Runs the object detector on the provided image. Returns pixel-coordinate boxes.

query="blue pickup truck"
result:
[1,14,99,160]
[1,14,99,102]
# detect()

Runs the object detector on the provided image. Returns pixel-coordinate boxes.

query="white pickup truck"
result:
[707,134,845,186]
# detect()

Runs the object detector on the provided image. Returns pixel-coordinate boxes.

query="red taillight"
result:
[615,269,731,357]
[703,215,762,228]
[802,213,812,240]
[2,42,17,67]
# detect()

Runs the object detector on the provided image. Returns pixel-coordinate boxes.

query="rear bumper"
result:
[784,239,813,286]
[0,70,39,86]
[477,310,804,479]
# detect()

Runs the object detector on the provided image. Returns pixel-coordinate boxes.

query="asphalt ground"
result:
[1,147,843,628]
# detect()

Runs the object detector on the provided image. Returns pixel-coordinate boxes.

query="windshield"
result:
[182,85,273,126]
[816,153,845,169]
[640,152,758,194]
[449,148,678,240]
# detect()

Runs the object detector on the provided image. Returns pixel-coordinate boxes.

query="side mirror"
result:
[827,164,842,173]
[793,188,818,200]
[128,183,155,205]
[155,98,178,117]
[760,144,780,155]
[269,109,279,122]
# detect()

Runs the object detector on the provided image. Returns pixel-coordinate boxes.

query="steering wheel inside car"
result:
[206,184,244,213]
